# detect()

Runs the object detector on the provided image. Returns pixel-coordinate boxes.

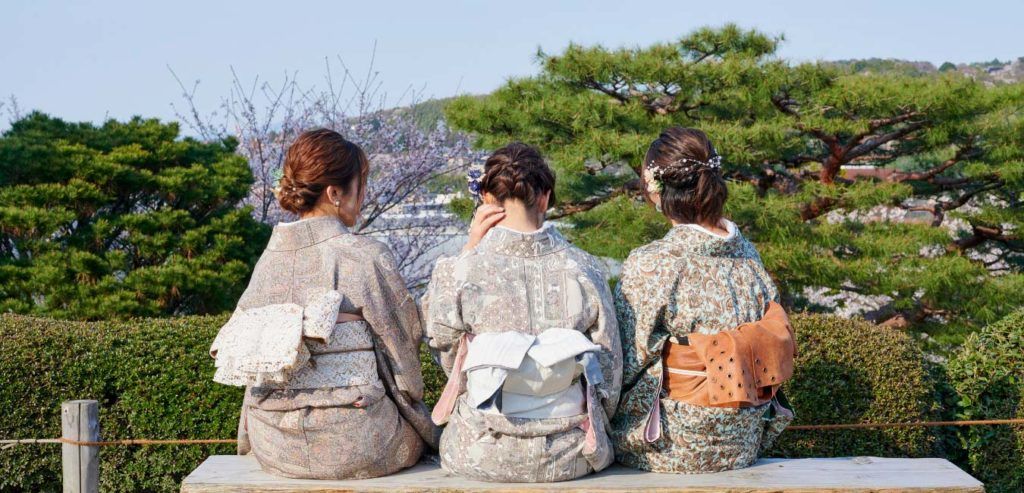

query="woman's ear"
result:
[326,185,342,206]
[481,192,499,206]
[536,191,551,213]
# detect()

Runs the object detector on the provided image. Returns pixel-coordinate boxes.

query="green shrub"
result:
[0,113,270,320]
[0,315,239,492]
[0,314,445,492]
[1,312,944,491]
[771,314,939,458]
[948,309,1024,493]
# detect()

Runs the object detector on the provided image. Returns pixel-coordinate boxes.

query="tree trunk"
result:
[820,154,843,184]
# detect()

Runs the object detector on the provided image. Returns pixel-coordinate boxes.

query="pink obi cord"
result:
[578,382,600,454]
[643,370,663,442]
[431,333,473,425]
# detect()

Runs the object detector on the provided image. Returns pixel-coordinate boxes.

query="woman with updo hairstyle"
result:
[611,127,796,473]
[423,142,622,482]
[210,128,437,480]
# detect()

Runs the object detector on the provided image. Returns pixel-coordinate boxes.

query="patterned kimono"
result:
[611,220,794,473]
[423,224,622,482]
[214,216,438,479]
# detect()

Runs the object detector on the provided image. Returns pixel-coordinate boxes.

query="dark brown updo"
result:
[277,128,369,215]
[644,127,727,225]
[479,142,556,209]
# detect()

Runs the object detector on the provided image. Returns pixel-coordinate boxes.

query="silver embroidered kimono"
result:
[215,216,438,480]
[423,224,622,482]
[610,221,793,473]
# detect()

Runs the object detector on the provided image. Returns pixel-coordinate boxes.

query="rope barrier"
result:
[56,438,237,446]
[2,418,1022,449]
[789,418,1024,431]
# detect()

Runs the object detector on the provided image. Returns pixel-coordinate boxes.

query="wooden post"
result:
[61,400,99,493]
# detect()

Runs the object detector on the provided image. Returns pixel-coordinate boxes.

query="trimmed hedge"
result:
[770,314,939,458]
[1,313,941,491]
[0,314,446,492]
[0,315,239,492]
[948,308,1024,493]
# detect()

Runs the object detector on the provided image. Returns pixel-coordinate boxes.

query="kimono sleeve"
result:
[421,255,467,376]
[580,259,623,417]
[615,251,669,389]
[355,246,426,401]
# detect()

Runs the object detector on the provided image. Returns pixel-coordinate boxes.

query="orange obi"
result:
[663,302,795,408]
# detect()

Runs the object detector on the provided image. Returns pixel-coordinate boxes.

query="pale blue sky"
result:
[2,0,1022,126]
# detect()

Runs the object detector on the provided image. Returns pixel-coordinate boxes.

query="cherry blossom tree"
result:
[171,53,482,287]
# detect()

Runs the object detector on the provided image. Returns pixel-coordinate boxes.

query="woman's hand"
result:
[463,204,505,253]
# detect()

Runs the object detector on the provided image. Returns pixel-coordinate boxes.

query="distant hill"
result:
[827,57,1024,84]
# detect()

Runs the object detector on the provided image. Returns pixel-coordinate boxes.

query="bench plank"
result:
[180,455,983,493]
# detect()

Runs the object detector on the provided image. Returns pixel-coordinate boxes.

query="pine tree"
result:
[446,25,1023,339]
[0,112,270,320]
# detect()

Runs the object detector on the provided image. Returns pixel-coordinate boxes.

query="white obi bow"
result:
[463,328,602,419]
[210,290,343,386]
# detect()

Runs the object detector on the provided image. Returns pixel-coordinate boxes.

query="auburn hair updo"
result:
[644,127,727,225]
[277,128,369,215]
[479,142,556,209]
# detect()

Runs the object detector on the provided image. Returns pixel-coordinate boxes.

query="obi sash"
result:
[643,302,796,442]
[431,329,607,453]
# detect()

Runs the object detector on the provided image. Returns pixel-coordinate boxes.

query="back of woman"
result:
[423,143,622,483]
[611,128,795,474]
[210,129,436,480]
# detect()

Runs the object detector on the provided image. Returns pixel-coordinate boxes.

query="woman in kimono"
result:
[210,129,437,479]
[611,127,795,473]
[423,142,622,483]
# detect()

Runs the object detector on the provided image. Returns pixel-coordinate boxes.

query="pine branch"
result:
[580,77,629,104]
[546,180,640,220]
[952,222,1020,252]
[887,143,978,183]
[799,196,840,221]
[845,120,927,161]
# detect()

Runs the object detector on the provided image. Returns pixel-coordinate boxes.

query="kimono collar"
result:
[662,219,747,258]
[266,215,349,251]
[478,223,570,257]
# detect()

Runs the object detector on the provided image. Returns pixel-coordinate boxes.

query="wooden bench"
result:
[181,455,984,492]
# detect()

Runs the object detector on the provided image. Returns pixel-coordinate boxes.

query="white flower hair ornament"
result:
[644,154,723,194]
[643,167,662,195]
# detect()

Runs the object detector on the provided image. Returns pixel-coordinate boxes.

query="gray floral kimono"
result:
[610,220,794,473]
[423,224,622,482]
[212,216,438,479]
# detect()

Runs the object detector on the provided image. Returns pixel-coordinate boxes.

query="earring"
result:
[334,200,341,207]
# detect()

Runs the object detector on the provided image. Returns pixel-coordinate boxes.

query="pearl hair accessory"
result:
[645,155,723,194]
[271,182,298,200]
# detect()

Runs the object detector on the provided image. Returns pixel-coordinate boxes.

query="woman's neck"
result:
[671,218,729,237]
[495,202,543,233]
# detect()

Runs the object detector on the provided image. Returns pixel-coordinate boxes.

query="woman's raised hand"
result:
[463,204,505,253]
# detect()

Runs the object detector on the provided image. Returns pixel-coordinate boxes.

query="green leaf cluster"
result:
[947,309,1024,493]
[0,113,270,319]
